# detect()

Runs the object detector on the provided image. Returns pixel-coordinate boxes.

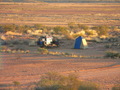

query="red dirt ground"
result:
[0,51,120,90]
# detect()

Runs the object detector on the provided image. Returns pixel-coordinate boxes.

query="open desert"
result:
[0,1,120,90]
[0,38,120,90]
[0,2,120,26]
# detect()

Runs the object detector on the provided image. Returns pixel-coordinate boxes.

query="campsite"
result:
[0,1,120,90]
[0,32,120,90]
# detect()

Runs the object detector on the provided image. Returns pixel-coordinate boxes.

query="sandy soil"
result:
[0,40,120,90]
[0,3,120,26]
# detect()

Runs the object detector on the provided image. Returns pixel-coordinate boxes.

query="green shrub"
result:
[36,72,81,90]
[64,52,71,56]
[85,30,94,35]
[37,48,48,54]
[36,72,100,90]
[105,50,120,59]
[79,81,99,90]
[0,46,8,50]
[37,72,63,86]
[2,24,17,32]
[34,24,43,30]
[92,25,109,36]
[14,47,25,51]
[68,22,77,31]
[13,81,20,86]
[53,26,68,35]
[77,24,89,30]
[36,72,65,90]
[112,84,120,90]
[105,44,111,48]
[85,30,98,36]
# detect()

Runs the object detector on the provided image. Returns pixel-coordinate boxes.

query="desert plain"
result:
[0,2,120,90]
[0,2,120,26]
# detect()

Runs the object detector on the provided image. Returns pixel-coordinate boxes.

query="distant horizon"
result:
[0,0,120,3]
[44,1,120,3]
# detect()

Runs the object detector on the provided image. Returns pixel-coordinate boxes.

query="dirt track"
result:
[0,52,120,90]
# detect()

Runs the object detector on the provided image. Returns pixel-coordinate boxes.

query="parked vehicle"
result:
[37,36,59,47]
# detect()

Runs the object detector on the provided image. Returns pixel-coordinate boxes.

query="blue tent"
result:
[74,36,88,49]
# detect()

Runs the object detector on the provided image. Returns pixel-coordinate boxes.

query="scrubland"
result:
[0,2,120,90]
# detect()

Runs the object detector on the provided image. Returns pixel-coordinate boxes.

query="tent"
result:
[74,36,88,49]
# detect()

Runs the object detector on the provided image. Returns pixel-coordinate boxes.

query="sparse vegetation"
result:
[68,22,77,31]
[112,84,120,90]
[49,51,89,58]
[12,81,21,90]
[65,34,74,40]
[37,48,48,54]
[79,81,99,90]
[0,3,120,90]
[0,23,113,40]
[105,44,112,48]
[36,72,100,90]
[93,25,109,36]
[0,2,119,27]
[78,24,89,31]
[105,50,120,59]
[13,81,20,86]
[0,24,31,33]
[0,46,8,50]
[85,30,98,36]
[53,26,68,35]
[0,45,30,53]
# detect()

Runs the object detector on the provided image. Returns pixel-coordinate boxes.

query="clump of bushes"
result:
[0,46,11,53]
[35,72,100,90]
[0,23,112,41]
[85,30,98,36]
[92,25,109,36]
[0,46,30,53]
[105,50,120,59]
[63,53,79,58]
[12,81,21,90]
[105,44,112,48]
[13,81,20,86]
[65,34,74,40]
[112,84,120,90]
[0,46,8,50]
[79,81,99,90]
[37,48,48,54]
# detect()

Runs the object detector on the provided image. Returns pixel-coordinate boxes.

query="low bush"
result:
[79,81,99,90]
[65,34,74,40]
[105,44,111,48]
[105,50,120,59]
[93,25,109,36]
[37,48,48,54]
[112,84,120,90]
[36,72,100,90]
[13,46,25,51]
[0,46,8,50]
[13,81,20,86]
[0,46,12,53]
[85,30,98,36]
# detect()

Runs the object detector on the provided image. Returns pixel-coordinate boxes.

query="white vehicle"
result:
[37,36,59,47]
